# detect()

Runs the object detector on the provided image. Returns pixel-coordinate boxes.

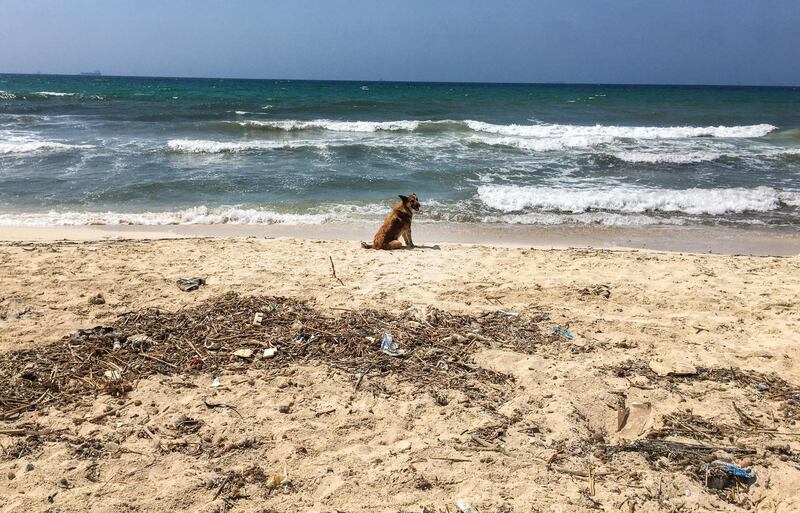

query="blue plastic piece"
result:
[712,461,756,484]
[553,326,575,340]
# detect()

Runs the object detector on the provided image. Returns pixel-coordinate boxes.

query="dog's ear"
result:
[398,194,409,203]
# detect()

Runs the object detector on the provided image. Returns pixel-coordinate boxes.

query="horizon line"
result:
[1,71,798,89]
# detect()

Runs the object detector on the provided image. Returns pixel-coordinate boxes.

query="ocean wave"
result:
[477,185,799,215]
[464,121,777,139]
[470,134,613,152]
[166,137,455,154]
[33,91,77,97]
[602,151,724,164]
[0,206,329,226]
[0,90,15,100]
[235,119,421,132]
[166,139,303,153]
[0,140,94,155]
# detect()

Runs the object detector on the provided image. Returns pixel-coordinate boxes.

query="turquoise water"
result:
[1,74,799,227]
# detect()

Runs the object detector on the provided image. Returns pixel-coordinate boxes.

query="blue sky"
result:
[1,0,799,85]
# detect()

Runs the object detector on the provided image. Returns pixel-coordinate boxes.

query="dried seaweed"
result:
[0,293,547,418]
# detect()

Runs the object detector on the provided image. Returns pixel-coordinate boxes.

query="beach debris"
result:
[455,499,474,513]
[553,326,575,340]
[581,284,611,299]
[15,308,33,319]
[211,376,220,388]
[706,460,757,489]
[0,293,543,419]
[616,402,652,438]
[278,401,293,414]
[168,414,202,433]
[380,331,405,356]
[263,347,277,358]
[25,463,34,472]
[266,466,289,489]
[127,333,152,352]
[88,293,105,305]
[233,348,253,359]
[176,277,205,292]
[252,312,264,325]
[103,370,122,381]
[649,357,697,377]
[442,333,467,344]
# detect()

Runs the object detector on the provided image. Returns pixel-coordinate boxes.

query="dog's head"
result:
[399,193,421,213]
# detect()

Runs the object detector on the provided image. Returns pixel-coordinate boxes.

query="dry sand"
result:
[1,232,799,512]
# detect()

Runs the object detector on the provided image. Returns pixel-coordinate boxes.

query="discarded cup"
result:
[380,332,404,356]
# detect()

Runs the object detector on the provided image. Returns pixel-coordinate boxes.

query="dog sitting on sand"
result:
[362,194,421,250]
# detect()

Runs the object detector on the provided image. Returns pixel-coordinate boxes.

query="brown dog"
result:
[362,194,421,250]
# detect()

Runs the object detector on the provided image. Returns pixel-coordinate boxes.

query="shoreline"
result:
[0,221,798,255]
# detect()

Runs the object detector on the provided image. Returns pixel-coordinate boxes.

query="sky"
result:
[1,0,799,86]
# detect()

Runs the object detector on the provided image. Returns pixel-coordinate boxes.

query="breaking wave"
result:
[602,151,724,164]
[477,185,799,215]
[231,119,777,140]
[0,206,330,226]
[0,140,94,155]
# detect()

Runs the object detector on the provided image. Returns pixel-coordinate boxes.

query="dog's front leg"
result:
[403,226,414,247]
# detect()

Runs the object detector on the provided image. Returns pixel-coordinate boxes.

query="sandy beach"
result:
[1,229,798,512]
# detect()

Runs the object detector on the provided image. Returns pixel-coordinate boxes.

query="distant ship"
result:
[80,70,102,77]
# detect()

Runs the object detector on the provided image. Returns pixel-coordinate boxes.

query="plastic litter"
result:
[127,334,151,352]
[103,370,122,381]
[553,327,575,340]
[456,499,474,513]
[380,331,405,356]
[263,347,278,358]
[710,460,757,485]
[266,466,289,489]
[176,277,205,292]
[211,376,220,388]
[253,312,264,325]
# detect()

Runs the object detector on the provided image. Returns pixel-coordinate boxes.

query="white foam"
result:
[477,185,798,215]
[0,140,94,155]
[0,206,329,226]
[464,121,776,139]
[167,136,455,154]
[236,119,421,132]
[0,90,15,100]
[472,135,614,151]
[610,151,723,164]
[34,91,76,97]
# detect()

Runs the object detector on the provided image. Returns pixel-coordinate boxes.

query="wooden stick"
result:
[329,256,345,287]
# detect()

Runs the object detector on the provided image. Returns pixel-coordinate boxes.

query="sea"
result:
[1,74,799,229]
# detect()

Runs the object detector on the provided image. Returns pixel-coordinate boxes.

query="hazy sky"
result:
[1,0,799,85]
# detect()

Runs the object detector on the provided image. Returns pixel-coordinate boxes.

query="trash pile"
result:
[0,292,549,419]
[608,359,800,503]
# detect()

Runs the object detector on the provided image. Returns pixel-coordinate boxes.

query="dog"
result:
[362,194,421,250]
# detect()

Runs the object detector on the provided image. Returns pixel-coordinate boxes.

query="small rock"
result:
[396,440,412,452]
[263,347,278,358]
[88,294,105,305]
[7,472,15,480]
[278,403,292,414]
[25,463,34,472]
[755,383,769,392]
[233,349,253,359]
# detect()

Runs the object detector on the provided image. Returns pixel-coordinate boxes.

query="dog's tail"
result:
[360,241,372,249]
